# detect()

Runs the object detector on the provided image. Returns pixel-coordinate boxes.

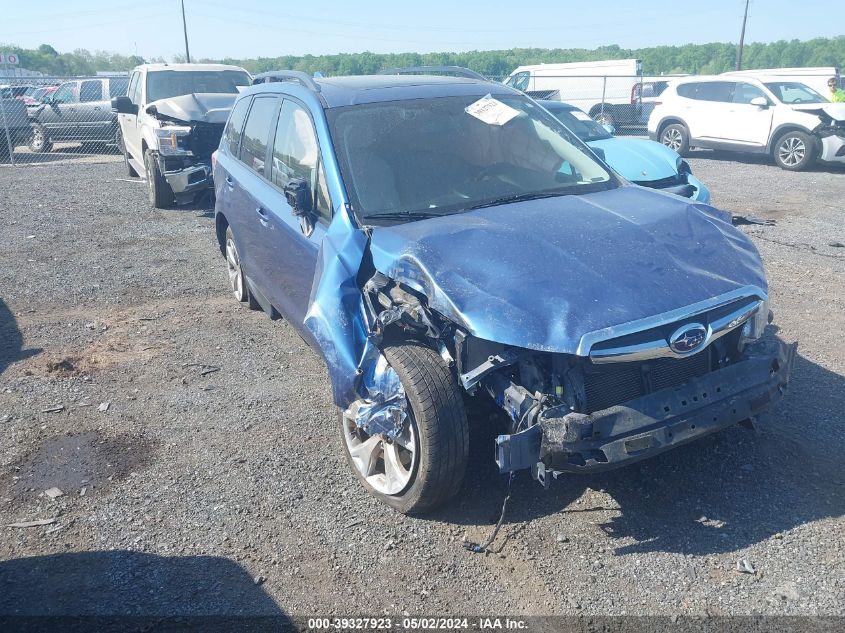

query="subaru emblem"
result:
[669,323,708,354]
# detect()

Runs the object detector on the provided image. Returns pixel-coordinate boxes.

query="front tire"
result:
[660,123,690,156]
[29,122,52,153]
[340,343,469,515]
[773,131,815,171]
[144,149,174,208]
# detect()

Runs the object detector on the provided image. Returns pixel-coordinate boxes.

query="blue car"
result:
[540,100,710,203]
[213,69,793,514]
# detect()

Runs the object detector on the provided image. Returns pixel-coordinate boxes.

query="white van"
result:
[721,67,840,100]
[504,59,644,126]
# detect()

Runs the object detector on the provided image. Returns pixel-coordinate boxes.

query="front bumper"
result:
[156,155,213,197]
[495,338,796,477]
[653,174,710,204]
[819,135,845,163]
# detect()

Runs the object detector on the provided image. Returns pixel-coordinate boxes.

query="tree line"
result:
[2,37,843,78]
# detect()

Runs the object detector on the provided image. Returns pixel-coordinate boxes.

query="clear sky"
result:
[1,0,840,60]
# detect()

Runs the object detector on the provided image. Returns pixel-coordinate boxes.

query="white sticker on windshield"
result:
[571,110,592,121]
[465,94,521,126]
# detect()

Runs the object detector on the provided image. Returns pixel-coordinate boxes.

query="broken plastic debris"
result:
[44,487,64,499]
[737,559,756,574]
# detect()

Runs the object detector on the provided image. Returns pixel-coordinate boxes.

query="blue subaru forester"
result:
[213,69,795,514]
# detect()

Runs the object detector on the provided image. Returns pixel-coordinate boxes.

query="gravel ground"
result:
[0,154,843,620]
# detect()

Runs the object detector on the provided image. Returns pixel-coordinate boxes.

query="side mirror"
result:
[750,96,768,108]
[602,123,616,135]
[591,146,607,163]
[111,95,137,115]
[284,178,312,216]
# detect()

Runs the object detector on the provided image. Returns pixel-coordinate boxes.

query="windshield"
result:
[327,94,616,223]
[764,82,826,104]
[145,70,251,102]
[541,103,611,142]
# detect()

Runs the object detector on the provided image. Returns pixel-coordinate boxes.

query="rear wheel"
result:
[144,149,174,208]
[773,130,815,171]
[660,123,690,156]
[340,343,469,515]
[224,226,259,308]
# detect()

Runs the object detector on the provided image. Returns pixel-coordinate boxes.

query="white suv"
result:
[648,75,845,170]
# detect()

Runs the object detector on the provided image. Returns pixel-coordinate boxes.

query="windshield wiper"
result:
[465,190,569,211]
[365,210,446,222]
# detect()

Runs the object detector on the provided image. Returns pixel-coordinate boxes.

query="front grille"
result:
[583,349,712,414]
[189,123,225,159]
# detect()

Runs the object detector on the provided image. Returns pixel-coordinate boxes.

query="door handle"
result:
[255,206,271,227]
[93,106,101,111]
[224,175,235,190]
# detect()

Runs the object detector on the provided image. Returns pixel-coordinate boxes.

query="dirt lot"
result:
[0,152,844,621]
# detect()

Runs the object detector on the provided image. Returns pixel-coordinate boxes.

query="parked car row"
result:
[203,67,794,514]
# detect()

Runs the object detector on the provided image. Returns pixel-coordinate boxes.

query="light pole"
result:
[181,0,192,63]
[735,0,750,71]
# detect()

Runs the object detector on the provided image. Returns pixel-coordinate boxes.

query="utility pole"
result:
[735,0,750,71]
[181,0,192,63]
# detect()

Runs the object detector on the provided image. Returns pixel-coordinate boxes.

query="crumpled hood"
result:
[587,136,679,183]
[147,93,236,124]
[791,102,845,121]
[369,186,767,354]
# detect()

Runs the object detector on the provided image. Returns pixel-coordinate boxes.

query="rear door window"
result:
[80,80,103,102]
[693,81,735,102]
[238,96,279,176]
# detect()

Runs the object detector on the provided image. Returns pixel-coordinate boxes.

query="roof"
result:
[250,74,517,108]
[132,63,249,74]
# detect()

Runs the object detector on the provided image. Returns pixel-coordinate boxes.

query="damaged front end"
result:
[148,94,233,202]
[302,188,796,489]
[486,330,796,485]
[797,103,845,164]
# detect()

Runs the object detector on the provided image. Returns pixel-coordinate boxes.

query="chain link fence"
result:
[0,75,129,166]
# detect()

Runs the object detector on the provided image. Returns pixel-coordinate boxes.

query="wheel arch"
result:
[214,212,229,256]
[656,116,689,137]
[767,124,817,154]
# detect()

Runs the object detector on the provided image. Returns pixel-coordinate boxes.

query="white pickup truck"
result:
[112,63,251,207]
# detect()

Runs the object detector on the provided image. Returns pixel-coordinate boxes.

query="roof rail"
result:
[252,70,321,92]
[378,66,488,81]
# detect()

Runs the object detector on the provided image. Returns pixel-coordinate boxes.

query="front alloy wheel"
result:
[774,131,814,171]
[339,343,469,515]
[342,404,418,496]
[660,123,690,156]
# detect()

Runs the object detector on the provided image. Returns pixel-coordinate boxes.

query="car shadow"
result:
[688,148,845,174]
[0,298,41,377]
[0,550,295,631]
[435,348,844,558]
